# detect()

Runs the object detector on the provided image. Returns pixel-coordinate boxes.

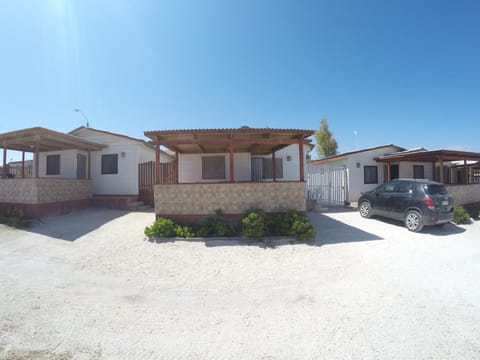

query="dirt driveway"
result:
[1,208,480,359]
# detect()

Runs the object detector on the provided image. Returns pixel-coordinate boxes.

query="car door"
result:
[373,182,395,216]
[390,181,413,220]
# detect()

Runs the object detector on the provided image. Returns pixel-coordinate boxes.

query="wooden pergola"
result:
[144,126,314,183]
[0,127,105,179]
[376,149,480,184]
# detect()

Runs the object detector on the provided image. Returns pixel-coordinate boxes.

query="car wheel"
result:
[359,201,372,218]
[405,210,424,232]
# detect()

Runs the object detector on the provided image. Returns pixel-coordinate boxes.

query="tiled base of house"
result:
[91,195,139,210]
[0,199,91,218]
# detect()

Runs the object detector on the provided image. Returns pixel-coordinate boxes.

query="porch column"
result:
[387,161,391,181]
[298,138,305,181]
[175,151,179,184]
[272,151,276,181]
[87,150,91,180]
[34,142,40,178]
[2,141,7,178]
[229,140,234,182]
[21,151,25,178]
[464,159,468,185]
[439,158,444,184]
[432,162,436,182]
[155,140,160,185]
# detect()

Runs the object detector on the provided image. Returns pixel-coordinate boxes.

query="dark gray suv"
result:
[358,179,454,232]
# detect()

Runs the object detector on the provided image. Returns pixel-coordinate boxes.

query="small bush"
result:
[197,209,232,237]
[0,207,31,229]
[175,225,195,238]
[453,205,471,225]
[144,218,177,238]
[242,209,266,241]
[290,215,316,241]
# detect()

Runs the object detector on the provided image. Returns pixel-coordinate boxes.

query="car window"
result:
[395,182,412,193]
[425,184,448,196]
[378,183,395,193]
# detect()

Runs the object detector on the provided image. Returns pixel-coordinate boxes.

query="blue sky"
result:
[1,0,479,163]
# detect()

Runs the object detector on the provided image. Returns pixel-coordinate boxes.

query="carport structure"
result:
[376,148,480,204]
[0,127,105,217]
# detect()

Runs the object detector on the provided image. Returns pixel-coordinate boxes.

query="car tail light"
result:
[423,197,435,210]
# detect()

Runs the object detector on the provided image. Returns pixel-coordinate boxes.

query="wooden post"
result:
[155,140,160,185]
[272,151,276,181]
[229,140,234,182]
[298,138,304,181]
[2,142,7,179]
[464,159,468,185]
[87,150,91,180]
[387,162,391,181]
[439,158,444,184]
[175,151,179,184]
[35,143,40,178]
[21,151,25,178]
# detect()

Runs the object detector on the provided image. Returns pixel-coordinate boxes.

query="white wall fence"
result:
[306,165,349,207]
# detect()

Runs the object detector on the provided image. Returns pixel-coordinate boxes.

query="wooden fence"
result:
[138,161,177,206]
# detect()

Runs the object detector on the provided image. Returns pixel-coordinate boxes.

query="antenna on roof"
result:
[74,109,91,128]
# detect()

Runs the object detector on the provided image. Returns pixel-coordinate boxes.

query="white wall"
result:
[70,127,162,195]
[257,144,310,181]
[38,150,79,179]
[179,153,251,183]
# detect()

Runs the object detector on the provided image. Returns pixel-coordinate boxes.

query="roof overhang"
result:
[376,149,480,163]
[144,127,314,155]
[0,127,106,152]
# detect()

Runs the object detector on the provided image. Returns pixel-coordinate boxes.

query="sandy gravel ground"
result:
[1,208,480,359]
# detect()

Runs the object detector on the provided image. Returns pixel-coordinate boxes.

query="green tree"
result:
[315,118,338,158]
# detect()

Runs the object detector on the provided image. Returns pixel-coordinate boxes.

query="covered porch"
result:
[376,149,480,205]
[144,127,314,222]
[0,127,105,217]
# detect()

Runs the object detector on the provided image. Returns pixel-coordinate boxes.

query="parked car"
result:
[358,179,454,232]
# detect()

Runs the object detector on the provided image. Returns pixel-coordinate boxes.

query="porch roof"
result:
[144,126,314,155]
[376,149,480,163]
[0,127,106,152]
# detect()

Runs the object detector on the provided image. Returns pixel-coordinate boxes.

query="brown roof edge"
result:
[144,127,315,138]
[309,144,405,164]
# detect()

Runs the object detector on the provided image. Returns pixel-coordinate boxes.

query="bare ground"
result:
[1,208,480,359]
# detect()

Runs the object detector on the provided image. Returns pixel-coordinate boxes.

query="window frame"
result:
[413,165,425,179]
[101,154,118,175]
[262,158,284,179]
[364,165,378,184]
[201,155,226,180]
[46,154,60,175]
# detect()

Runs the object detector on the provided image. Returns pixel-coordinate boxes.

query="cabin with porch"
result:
[144,126,314,224]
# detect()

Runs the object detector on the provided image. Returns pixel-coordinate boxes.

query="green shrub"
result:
[453,205,471,225]
[242,209,266,241]
[175,225,195,238]
[290,215,316,241]
[0,207,31,229]
[197,210,232,237]
[144,218,177,238]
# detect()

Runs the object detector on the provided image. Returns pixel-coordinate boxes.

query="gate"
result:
[138,161,177,206]
[306,165,348,207]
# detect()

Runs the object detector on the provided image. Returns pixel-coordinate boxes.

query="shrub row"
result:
[144,209,316,241]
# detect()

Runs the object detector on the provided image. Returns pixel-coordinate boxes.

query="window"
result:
[202,156,225,180]
[364,166,378,184]
[263,158,283,179]
[101,154,118,174]
[413,165,424,179]
[46,155,60,175]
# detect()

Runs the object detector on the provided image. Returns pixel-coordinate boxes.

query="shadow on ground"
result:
[367,215,466,236]
[25,208,137,241]
[308,211,384,245]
